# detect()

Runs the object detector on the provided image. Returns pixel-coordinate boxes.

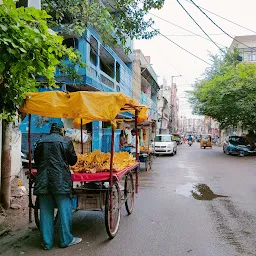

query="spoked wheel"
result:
[124,172,135,215]
[105,182,121,239]
[145,160,148,171]
[34,198,59,230]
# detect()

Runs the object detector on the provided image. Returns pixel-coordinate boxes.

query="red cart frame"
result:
[21,91,148,238]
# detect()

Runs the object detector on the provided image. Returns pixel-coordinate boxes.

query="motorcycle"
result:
[188,140,193,146]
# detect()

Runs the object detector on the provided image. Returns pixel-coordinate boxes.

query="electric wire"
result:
[176,0,225,53]
[154,29,211,65]
[106,0,211,65]
[183,0,256,34]
[149,12,226,47]
[188,0,256,50]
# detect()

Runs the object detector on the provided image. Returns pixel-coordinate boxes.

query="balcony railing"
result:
[100,72,115,89]
[87,65,98,79]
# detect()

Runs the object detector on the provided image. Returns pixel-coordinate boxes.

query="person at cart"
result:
[120,130,131,152]
[34,123,82,250]
[130,128,140,157]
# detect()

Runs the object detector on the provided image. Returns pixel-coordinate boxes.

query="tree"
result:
[41,0,165,52]
[188,50,256,131]
[0,0,81,208]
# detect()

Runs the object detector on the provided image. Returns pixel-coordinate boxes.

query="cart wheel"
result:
[34,198,59,230]
[105,182,121,239]
[145,160,148,171]
[124,172,135,215]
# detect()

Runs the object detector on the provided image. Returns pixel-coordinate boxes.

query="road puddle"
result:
[176,183,228,200]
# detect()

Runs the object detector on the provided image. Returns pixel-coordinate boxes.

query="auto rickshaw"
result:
[200,134,212,149]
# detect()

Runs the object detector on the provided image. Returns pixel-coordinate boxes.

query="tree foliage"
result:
[41,0,165,51]
[0,0,81,121]
[189,50,256,130]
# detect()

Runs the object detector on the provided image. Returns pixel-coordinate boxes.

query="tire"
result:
[124,172,135,215]
[34,197,59,230]
[105,182,121,239]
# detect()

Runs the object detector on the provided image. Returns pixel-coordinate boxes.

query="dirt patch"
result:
[1,178,34,234]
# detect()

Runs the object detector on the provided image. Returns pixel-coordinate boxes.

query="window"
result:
[116,62,120,82]
[155,135,172,142]
[90,36,98,66]
[229,136,248,145]
[248,52,256,61]
[16,0,28,7]
[100,46,114,78]
[63,38,78,49]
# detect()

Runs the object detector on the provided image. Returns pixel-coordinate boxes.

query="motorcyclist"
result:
[188,135,193,143]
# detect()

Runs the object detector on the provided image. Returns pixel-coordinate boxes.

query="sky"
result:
[134,0,256,118]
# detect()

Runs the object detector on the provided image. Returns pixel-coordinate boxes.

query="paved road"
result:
[4,144,256,256]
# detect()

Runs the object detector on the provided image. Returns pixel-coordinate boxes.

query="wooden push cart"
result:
[21,91,148,239]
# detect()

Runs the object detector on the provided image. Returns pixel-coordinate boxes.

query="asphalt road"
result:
[4,144,256,256]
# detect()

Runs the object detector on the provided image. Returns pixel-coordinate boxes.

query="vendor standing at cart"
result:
[130,128,140,157]
[34,122,82,250]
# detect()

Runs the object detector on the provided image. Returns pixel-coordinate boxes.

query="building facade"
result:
[20,26,134,154]
[170,83,178,133]
[229,35,256,63]
[157,78,171,134]
[133,50,159,122]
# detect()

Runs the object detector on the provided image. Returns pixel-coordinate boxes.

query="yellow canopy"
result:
[20,91,148,127]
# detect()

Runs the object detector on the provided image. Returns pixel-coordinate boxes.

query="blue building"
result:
[20,27,134,153]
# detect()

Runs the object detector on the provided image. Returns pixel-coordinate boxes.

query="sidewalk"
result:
[0,178,36,254]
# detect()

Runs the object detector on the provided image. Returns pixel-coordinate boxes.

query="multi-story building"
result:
[229,35,256,62]
[170,83,179,133]
[133,50,159,122]
[157,78,171,134]
[19,9,135,154]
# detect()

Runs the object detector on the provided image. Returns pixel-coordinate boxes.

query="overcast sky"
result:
[134,0,256,118]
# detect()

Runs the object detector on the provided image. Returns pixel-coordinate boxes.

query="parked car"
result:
[223,136,255,156]
[154,134,177,155]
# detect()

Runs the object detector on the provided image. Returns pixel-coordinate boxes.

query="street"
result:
[4,144,256,256]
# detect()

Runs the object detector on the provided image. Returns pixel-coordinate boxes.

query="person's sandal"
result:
[41,242,49,250]
[68,237,82,247]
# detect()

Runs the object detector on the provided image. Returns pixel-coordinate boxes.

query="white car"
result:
[154,134,178,155]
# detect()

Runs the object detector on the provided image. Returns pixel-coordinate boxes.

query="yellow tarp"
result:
[20,91,148,127]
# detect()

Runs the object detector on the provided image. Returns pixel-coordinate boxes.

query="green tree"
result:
[41,0,165,52]
[0,0,81,121]
[188,50,256,130]
[0,0,81,208]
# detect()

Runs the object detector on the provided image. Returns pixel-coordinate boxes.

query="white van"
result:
[154,134,177,155]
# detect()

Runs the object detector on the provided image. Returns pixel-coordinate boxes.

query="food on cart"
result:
[70,150,136,173]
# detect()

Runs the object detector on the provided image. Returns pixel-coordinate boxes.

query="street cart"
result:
[139,120,155,171]
[20,91,148,239]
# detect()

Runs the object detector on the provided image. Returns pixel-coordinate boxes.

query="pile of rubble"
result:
[0,178,30,236]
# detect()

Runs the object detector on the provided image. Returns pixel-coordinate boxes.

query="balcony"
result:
[55,27,133,97]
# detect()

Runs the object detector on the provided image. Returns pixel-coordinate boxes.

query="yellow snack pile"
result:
[71,150,136,173]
